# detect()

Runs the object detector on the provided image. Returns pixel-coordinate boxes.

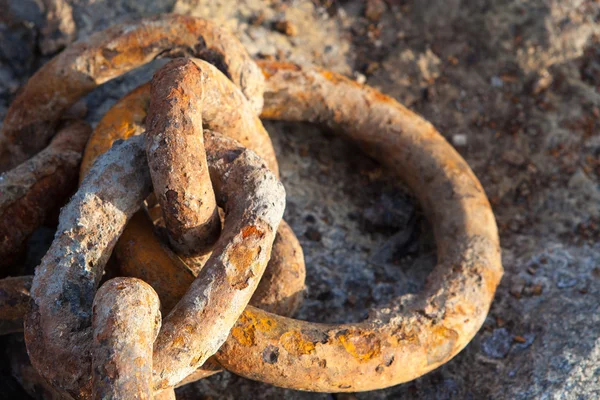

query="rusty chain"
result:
[0,14,503,398]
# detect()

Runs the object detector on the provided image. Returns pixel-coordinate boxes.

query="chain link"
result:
[0,15,502,398]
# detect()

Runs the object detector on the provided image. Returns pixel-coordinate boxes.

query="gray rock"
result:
[481,328,512,359]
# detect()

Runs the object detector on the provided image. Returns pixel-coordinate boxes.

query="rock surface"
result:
[1,0,599,399]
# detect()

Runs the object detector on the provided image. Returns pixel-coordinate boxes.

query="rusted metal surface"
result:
[79,84,149,179]
[146,59,221,256]
[0,220,306,390]
[75,60,502,392]
[25,136,153,399]
[77,64,306,387]
[152,131,285,390]
[92,277,161,400]
[105,211,305,386]
[0,121,91,271]
[0,220,305,335]
[81,63,278,179]
[154,389,177,400]
[0,14,264,172]
[25,131,285,397]
[79,69,305,315]
[194,61,502,392]
[8,334,177,400]
[0,219,304,385]
[115,212,305,317]
[0,14,503,396]
[248,220,305,316]
[114,211,199,315]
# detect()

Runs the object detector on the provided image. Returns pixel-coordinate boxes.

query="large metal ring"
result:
[0,15,502,394]
[80,60,503,392]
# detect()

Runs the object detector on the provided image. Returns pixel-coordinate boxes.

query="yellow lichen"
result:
[337,330,381,362]
[280,331,315,355]
[231,325,256,347]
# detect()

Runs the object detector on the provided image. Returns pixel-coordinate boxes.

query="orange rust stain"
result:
[157,379,169,390]
[137,329,150,345]
[319,70,362,89]
[332,108,343,124]
[182,324,196,335]
[253,316,275,333]
[258,61,301,79]
[182,18,199,34]
[255,317,275,333]
[80,84,150,179]
[172,336,185,348]
[230,312,265,347]
[242,225,265,239]
[114,212,196,313]
[108,46,146,69]
[337,330,381,362]
[166,85,192,105]
[260,106,285,120]
[225,227,265,288]
[368,88,396,104]
[280,331,315,356]
[134,357,145,368]
[226,245,259,278]
[452,301,476,318]
[483,266,503,299]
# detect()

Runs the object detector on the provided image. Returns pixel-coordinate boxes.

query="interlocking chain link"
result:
[0,14,503,398]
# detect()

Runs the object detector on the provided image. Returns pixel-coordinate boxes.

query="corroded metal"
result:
[201,61,503,392]
[114,211,305,317]
[0,121,91,271]
[145,58,221,256]
[25,132,285,397]
[0,221,305,336]
[80,60,277,179]
[8,335,177,400]
[152,131,285,390]
[77,60,503,392]
[0,14,502,397]
[76,55,306,389]
[78,58,305,315]
[92,278,161,399]
[0,14,264,172]
[25,136,153,399]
